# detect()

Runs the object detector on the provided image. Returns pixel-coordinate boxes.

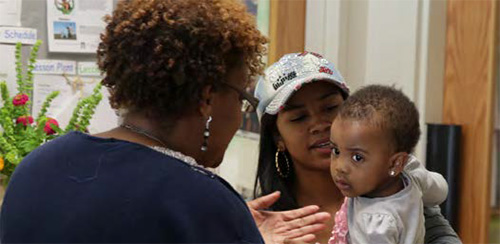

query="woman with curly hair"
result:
[0,0,329,243]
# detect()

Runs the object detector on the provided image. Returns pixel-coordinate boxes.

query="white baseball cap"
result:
[254,52,350,120]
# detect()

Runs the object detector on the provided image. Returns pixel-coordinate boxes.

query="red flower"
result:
[44,118,59,135]
[12,93,29,106]
[16,116,34,126]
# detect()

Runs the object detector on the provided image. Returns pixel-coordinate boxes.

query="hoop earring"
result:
[201,116,212,152]
[275,149,290,178]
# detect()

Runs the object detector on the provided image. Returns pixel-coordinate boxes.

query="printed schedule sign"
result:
[0,27,37,45]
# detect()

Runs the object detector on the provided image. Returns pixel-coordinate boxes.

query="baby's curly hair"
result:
[338,85,421,153]
[97,0,267,120]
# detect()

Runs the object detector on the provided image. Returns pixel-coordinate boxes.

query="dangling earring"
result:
[201,116,212,152]
[275,149,290,178]
[389,170,396,176]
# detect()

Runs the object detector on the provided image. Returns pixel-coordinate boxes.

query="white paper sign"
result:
[47,0,113,53]
[32,74,74,119]
[0,27,37,45]
[32,74,117,133]
[78,62,100,76]
[0,44,17,96]
[33,59,77,75]
[0,0,22,27]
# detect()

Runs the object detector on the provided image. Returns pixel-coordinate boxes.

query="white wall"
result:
[305,0,447,161]
[218,131,260,200]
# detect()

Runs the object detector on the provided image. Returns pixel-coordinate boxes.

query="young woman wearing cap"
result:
[252,52,461,244]
[0,2,329,243]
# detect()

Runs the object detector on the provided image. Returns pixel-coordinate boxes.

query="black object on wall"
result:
[425,123,461,231]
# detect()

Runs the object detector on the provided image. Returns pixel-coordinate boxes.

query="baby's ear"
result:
[388,152,409,177]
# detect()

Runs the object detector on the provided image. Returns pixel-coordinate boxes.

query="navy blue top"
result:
[0,132,263,243]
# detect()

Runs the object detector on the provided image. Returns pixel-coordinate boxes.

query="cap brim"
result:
[264,74,349,115]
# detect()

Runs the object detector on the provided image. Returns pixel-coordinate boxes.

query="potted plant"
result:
[0,41,103,185]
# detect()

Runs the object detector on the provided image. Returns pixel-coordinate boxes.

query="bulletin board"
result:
[0,0,120,134]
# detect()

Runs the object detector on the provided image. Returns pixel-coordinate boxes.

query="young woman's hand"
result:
[247,191,331,244]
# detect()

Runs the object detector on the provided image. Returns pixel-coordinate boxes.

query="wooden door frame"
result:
[443,0,498,242]
[268,0,306,64]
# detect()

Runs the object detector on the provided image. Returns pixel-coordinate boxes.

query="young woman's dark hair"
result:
[254,114,298,210]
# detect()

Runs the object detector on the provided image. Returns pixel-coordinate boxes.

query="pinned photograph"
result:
[53,21,76,40]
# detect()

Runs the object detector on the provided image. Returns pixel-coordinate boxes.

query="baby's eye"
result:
[331,147,340,156]
[352,154,364,162]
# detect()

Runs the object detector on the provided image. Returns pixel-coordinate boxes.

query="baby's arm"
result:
[404,156,449,206]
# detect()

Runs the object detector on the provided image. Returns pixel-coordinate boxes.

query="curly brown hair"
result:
[97,0,267,121]
[338,85,421,153]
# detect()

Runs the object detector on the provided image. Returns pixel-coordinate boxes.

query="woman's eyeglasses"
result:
[222,83,259,113]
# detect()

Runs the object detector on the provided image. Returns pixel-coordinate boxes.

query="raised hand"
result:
[247,191,331,244]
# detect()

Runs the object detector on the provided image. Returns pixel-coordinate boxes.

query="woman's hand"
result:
[247,191,331,244]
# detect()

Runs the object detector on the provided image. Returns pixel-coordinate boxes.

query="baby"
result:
[328,85,448,244]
